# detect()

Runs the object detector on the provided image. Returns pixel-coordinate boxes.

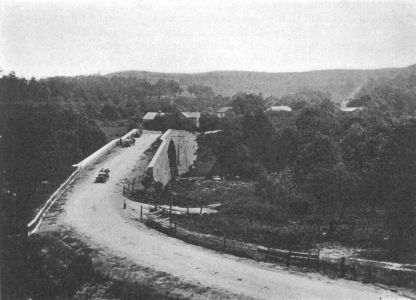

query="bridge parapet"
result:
[27,129,139,235]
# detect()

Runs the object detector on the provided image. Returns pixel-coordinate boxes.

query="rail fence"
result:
[136,204,416,289]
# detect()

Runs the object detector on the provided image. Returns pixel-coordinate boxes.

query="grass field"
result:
[135,176,415,264]
[95,120,131,141]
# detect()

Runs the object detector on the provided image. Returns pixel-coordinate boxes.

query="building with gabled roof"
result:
[181,111,201,128]
[143,111,165,121]
[216,106,233,118]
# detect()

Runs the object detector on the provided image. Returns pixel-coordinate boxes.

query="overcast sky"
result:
[1,0,415,78]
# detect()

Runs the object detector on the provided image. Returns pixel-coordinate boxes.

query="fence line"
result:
[137,203,416,289]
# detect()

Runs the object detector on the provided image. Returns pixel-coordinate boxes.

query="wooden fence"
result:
[138,205,416,289]
[257,246,320,269]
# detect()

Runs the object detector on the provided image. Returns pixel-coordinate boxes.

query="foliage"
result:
[199,112,221,132]
[349,72,416,116]
[0,73,226,124]
[187,84,215,98]
[1,104,106,231]
[231,93,264,115]
[192,76,416,260]
[378,120,416,257]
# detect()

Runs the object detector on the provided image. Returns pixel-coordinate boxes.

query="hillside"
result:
[107,64,416,103]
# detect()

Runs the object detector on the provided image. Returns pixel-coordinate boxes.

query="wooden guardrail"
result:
[257,246,320,269]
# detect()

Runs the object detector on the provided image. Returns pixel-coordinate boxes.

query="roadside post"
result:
[340,257,346,278]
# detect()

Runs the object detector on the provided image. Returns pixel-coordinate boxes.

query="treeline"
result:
[197,74,416,260]
[1,104,106,234]
[348,73,416,116]
[0,73,228,122]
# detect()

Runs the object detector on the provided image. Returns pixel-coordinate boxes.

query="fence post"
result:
[353,263,357,280]
[174,221,177,235]
[200,206,203,215]
[366,265,372,283]
[123,199,126,209]
[187,206,189,214]
[307,251,311,270]
[340,257,346,278]
[140,205,143,222]
[317,249,320,270]
[286,251,291,267]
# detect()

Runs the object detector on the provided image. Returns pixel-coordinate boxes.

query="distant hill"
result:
[107,64,416,103]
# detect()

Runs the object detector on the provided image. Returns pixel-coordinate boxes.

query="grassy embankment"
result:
[136,173,412,263]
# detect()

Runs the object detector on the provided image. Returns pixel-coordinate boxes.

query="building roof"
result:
[181,112,201,118]
[143,112,164,120]
[204,130,222,134]
[268,105,292,112]
[340,107,364,112]
[216,106,233,113]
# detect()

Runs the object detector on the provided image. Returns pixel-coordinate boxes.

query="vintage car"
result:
[95,168,110,183]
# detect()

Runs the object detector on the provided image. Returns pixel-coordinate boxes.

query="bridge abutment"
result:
[146,130,197,186]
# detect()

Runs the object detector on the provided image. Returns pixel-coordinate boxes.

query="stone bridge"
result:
[146,129,198,186]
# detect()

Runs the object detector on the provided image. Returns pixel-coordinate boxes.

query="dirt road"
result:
[61,132,406,300]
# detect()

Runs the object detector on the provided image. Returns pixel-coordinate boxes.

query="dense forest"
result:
[0,72,228,121]
[196,72,416,261]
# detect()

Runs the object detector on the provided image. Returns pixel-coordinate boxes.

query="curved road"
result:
[60,132,405,300]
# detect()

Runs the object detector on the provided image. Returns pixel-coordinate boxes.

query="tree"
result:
[187,84,215,98]
[196,130,253,179]
[166,80,183,98]
[273,126,299,171]
[100,104,119,121]
[378,121,416,257]
[295,99,337,141]
[295,131,337,180]
[241,112,276,169]
[2,105,106,234]
[199,113,221,132]
[231,93,264,115]
[153,79,168,99]
[302,162,356,234]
